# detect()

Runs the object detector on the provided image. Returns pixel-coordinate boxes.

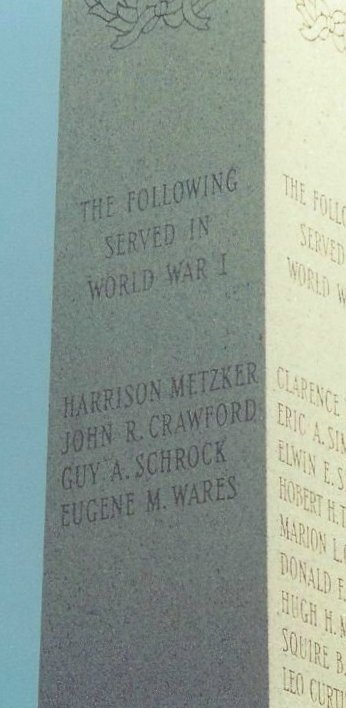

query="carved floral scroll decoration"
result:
[84,0,216,49]
[296,0,346,52]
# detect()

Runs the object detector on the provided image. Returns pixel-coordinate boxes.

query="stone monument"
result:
[39,1,346,706]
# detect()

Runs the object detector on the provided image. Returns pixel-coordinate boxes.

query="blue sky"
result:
[1,3,61,706]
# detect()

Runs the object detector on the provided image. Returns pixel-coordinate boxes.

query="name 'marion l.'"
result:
[38,2,346,706]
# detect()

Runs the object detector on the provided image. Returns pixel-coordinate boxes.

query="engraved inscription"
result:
[283,173,346,306]
[78,167,236,305]
[275,365,346,705]
[58,360,259,528]
[272,170,346,704]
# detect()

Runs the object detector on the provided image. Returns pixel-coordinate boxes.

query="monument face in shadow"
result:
[39,2,346,706]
